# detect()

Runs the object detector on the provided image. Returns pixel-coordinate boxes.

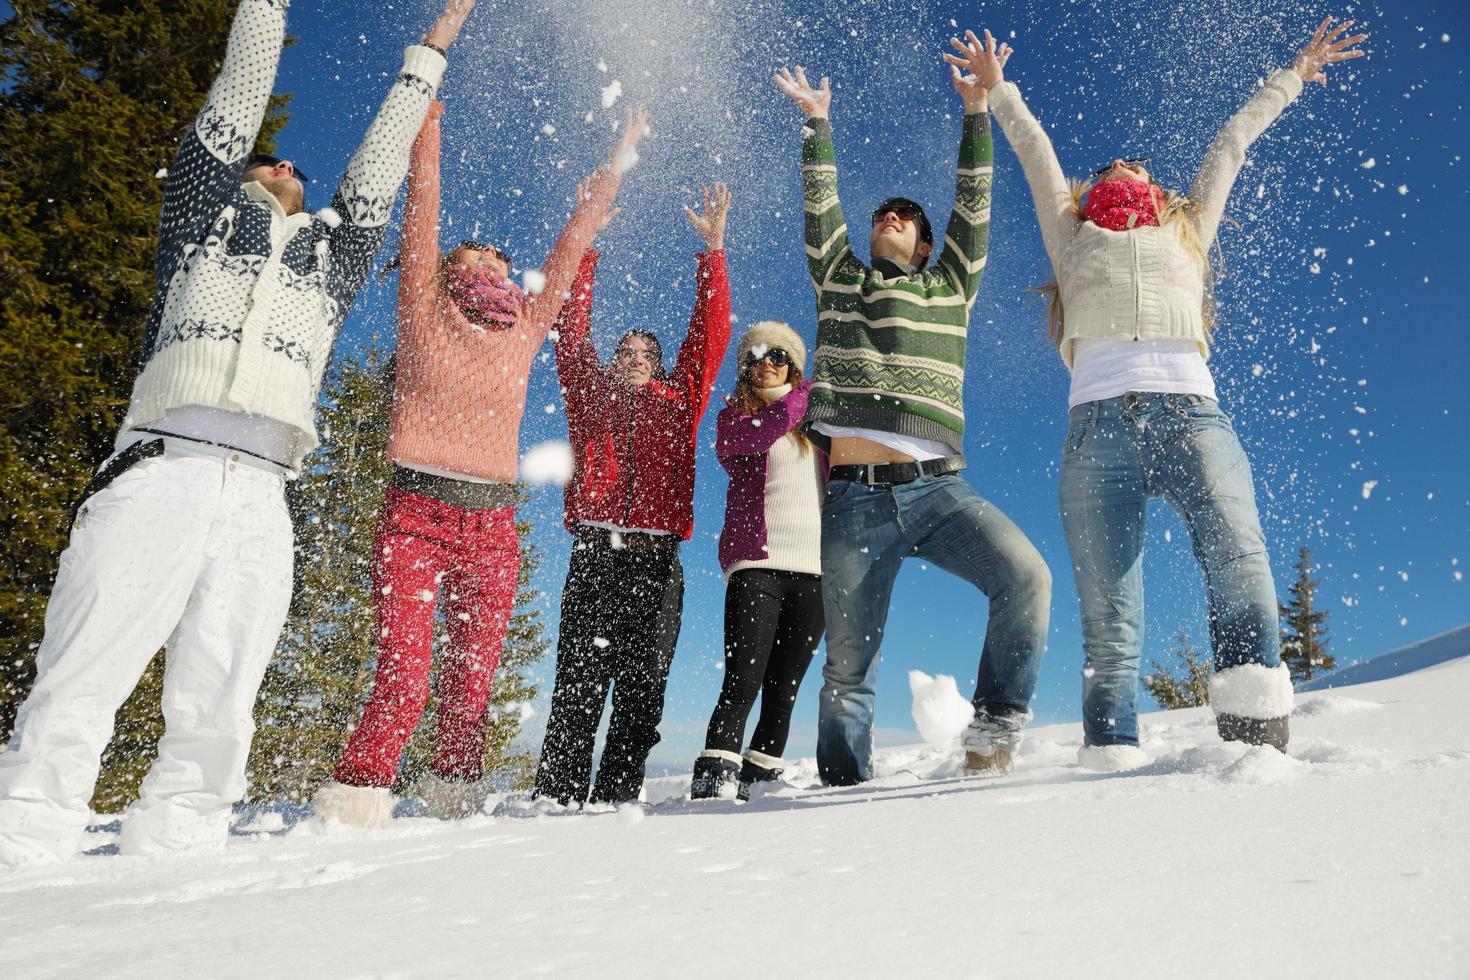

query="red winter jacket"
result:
[554,248,731,540]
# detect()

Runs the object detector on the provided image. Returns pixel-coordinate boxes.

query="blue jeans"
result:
[817,473,1051,785]
[1059,393,1281,747]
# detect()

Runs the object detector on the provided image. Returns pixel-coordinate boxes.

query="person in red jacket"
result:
[533,184,733,806]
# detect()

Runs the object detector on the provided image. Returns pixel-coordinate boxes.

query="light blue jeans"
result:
[817,473,1051,785]
[1059,393,1281,747]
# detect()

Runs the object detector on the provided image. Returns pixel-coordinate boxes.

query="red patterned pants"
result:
[333,488,519,787]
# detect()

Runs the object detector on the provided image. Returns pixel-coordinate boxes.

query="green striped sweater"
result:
[801,114,993,452]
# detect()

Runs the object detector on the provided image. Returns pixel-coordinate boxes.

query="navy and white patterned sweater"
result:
[123,0,445,467]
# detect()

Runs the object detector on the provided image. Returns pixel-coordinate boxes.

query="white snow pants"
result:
[0,437,293,867]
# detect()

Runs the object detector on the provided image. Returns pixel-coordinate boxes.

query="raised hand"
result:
[944,29,1012,93]
[773,67,832,120]
[611,107,650,174]
[423,0,476,51]
[684,183,732,251]
[1291,16,1368,86]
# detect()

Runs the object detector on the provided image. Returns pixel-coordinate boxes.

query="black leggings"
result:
[702,568,824,759]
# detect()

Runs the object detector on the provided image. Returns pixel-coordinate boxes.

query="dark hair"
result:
[615,329,665,378]
[873,196,932,245]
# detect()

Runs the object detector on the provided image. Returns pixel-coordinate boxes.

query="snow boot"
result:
[690,753,741,800]
[416,772,491,820]
[962,704,1031,774]
[1077,744,1150,773]
[312,780,394,829]
[1216,714,1291,751]
[1208,663,1294,752]
[736,750,784,802]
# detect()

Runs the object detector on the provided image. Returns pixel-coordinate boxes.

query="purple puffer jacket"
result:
[716,381,820,572]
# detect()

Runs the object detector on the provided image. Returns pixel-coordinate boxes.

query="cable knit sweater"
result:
[385,104,621,483]
[988,69,1304,368]
[121,0,446,467]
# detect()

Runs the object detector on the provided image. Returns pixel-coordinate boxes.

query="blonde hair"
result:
[731,361,811,455]
[1033,177,1218,348]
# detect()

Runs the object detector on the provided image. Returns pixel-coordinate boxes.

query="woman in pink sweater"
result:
[315,102,648,827]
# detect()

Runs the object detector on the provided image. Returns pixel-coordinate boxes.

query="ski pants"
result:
[701,568,824,762]
[0,437,293,866]
[534,537,684,805]
[332,488,520,788]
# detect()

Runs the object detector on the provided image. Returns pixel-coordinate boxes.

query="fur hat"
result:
[738,320,807,375]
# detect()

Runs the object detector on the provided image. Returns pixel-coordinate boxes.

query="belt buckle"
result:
[863,464,883,487]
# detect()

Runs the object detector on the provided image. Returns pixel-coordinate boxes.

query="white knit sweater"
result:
[122,0,445,466]
[988,69,1304,368]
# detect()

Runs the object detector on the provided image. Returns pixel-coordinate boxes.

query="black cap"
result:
[872,196,932,245]
[246,153,310,185]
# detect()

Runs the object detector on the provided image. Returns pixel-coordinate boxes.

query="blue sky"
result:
[261,0,1467,770]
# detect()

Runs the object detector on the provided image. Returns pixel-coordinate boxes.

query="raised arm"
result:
[325,0,473,306]
[523,108,649,338]
[1189,18,1366,244]
[932,42,996,305]
[716,382,812,461]
[667,196,733,421]
[553,249,608,410]
[157,0,286,258]
[398,101,445,314]
[775,67,855,290]
[955,30,1075,274]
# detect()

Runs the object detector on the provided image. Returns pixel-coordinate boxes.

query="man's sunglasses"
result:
[871,204,923,225]
[745,347,791,368]
[1089,157,1151,181]
[245,153,310,185]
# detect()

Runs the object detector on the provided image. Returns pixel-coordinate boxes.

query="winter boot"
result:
[312,780,395,829]
[1216,714,1291,751]
[1208,663,1294,752]
[737,750,785,802]
[690,752,741,800]
[962,705,1031,774]
[416,772,492,820]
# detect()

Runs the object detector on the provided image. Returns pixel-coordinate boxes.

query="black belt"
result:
[70,438,165,525]
[391,465,518,510]
[573,525,681,552]
[827,454,966,486]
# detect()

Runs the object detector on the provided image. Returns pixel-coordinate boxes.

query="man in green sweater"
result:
[773,55,1050,785]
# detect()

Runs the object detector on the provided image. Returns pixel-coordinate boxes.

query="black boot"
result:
[737,756,785,802]
[1217,713,1290,751]
[690,755,741,800]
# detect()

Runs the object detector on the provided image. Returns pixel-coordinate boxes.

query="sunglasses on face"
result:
[245,154,310,185]
[745,348,791,368]
[871,204,923,225]
[1089,157,1152,180]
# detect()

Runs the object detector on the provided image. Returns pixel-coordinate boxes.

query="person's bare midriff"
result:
[827,435,916,466]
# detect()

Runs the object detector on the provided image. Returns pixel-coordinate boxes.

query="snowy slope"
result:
[1298,622,1470,692]
[3,659,1468,978]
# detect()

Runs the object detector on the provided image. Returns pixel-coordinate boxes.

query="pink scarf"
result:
[445,264,522,329]
[1084,178,1164,232]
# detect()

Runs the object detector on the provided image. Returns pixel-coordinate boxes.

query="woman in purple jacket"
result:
[691,321,825,800]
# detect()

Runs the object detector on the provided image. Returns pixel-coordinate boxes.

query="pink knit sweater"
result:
[386,102,621,483]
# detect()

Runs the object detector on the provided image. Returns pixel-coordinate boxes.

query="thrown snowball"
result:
[908,670,975,749]
[521,440,574,485]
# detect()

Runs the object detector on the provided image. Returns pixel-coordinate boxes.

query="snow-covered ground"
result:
[3,655,1468,978]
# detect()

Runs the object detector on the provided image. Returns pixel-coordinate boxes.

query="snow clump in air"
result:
[520,440,574,485]
[908,670,975,749]
[601,78,623,108]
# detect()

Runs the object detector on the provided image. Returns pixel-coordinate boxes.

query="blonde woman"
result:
[948,20,1367,769]
[691,321,824,800]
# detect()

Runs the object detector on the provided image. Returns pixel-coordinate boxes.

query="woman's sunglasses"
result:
[745,347,791,368]
[1089,157,1152,180]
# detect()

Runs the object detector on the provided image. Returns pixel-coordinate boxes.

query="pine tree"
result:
[1143,631,1213,710]
[1280,546,1334,682]
[247,347,551,802]
[0,1,290,810]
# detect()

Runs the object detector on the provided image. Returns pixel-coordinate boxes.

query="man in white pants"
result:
[0,0,478,867]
